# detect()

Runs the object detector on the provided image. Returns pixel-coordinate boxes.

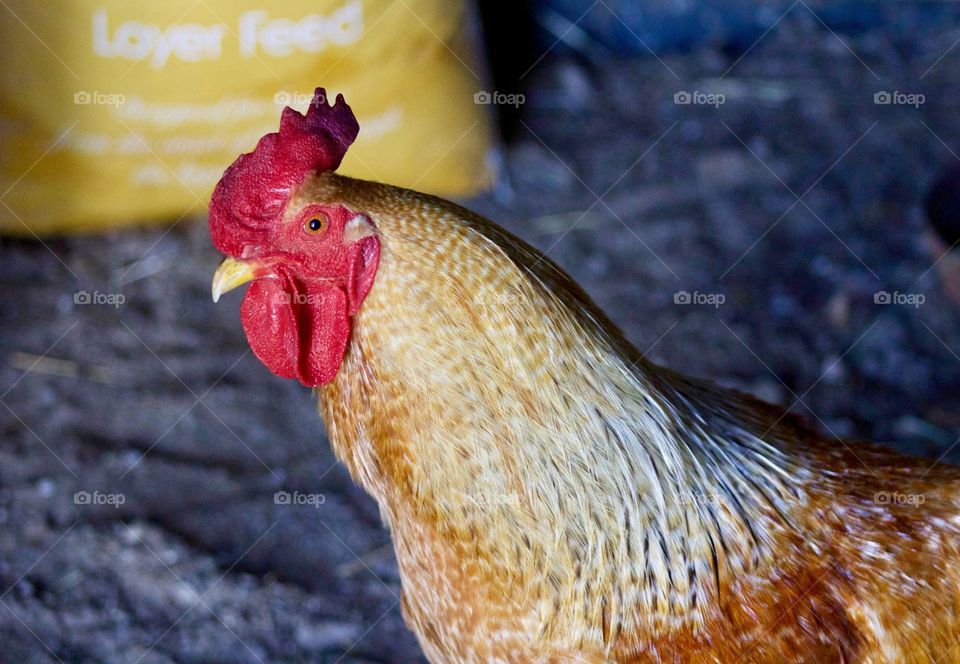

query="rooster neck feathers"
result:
[312,174,825,636]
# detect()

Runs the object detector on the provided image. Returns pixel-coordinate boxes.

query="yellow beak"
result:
[211,257,263,302]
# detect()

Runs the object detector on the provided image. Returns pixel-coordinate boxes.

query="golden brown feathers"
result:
[303,172,960,663]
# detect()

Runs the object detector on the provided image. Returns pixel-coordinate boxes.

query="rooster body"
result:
[315,175,960,663]
[211,91,960,663]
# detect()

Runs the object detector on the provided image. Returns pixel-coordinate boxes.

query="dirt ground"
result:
[3,8,960,663]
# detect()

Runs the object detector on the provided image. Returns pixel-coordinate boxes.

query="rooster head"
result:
[209,88,380,387]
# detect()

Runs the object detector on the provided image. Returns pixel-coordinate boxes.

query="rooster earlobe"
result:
[344,214,377,243]
[346,233,380,316]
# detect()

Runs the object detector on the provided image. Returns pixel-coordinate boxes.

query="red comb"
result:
[209,88,359,256]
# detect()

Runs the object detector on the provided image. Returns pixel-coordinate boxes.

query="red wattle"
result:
[296,284,349,387]
[241,278,299,381]
[240,274,350,387]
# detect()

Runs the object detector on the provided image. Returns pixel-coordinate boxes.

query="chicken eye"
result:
[304,215,328,235]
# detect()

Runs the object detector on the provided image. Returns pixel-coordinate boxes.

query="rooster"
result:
[210,89,960,663]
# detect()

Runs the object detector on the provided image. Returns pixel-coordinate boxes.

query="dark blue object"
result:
[927,164,960,248]
[537,0,949,56]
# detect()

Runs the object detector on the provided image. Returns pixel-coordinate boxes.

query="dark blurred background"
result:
[4,1,960,662]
